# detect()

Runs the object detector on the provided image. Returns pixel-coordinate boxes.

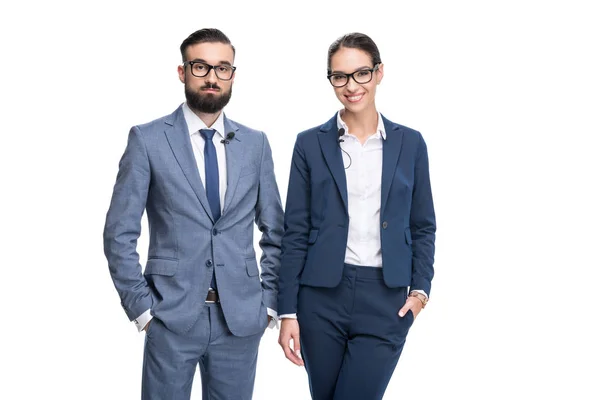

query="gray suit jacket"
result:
[104,105,283,336]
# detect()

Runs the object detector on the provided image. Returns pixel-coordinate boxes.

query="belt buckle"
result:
[205,289,218,303]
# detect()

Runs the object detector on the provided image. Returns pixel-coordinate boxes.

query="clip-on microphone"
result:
[337,128,352,169]
[221,132,236,144]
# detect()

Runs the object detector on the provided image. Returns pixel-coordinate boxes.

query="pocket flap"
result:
[245,257,260,277]
[144,258,178,276]
[308,229,319,244]
[404,229,413,245]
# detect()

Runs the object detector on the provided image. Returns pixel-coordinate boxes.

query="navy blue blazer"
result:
[278,114,436,315]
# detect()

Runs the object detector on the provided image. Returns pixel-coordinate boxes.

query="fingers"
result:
[398,304,411,317]
[278,321,304,366]
[280,336,295,362]
[291,330,304,366]
[283,337,304,366]
[279,334,303,366]
[399,297,422,318]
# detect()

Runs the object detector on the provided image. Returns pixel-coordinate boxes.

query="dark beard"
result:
[185,82,232,114]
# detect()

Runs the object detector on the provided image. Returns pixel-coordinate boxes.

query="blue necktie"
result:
[200,129,220,290]
[200,129,221,222]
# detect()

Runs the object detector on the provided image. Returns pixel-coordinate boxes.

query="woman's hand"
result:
[398,296,424,319]
[278,319,304,366]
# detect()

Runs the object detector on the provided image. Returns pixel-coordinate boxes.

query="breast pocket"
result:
[239,168,258,178]
[393,164,413,192]
[311,178,333,221]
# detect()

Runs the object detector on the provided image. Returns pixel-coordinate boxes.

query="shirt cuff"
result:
[266,307,279,329]
[133,309,153,333]
[279,313,297,319]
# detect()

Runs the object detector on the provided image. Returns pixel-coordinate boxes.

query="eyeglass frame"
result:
[327,63,381,87]
[183,60,237,81]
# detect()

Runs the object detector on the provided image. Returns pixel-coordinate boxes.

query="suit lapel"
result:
[380,116,404,214]
[318,116,348,213]
[222,116,243,214]
[164,106,215,223]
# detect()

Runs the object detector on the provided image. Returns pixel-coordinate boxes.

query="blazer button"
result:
[212,228,218,236]
[382,221,388,229]
[206,259,213,267]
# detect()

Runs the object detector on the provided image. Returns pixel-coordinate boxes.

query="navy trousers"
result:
[298,264,415,400]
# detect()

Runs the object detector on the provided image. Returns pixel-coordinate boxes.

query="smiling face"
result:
[329,46,383,115]
[177,41,235,114]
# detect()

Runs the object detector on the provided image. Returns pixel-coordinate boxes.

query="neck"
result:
[340,107,379,140]
[190,106,221,128]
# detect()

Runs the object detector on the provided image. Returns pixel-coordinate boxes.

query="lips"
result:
[201,84,221,93]
[345,93,364,103]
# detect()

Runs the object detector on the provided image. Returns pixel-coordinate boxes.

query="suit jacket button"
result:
[382,221,388,229]
[212,228,218,236]
[206,259,213,267]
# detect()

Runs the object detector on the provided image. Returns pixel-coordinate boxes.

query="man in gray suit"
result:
[103,28,283,400]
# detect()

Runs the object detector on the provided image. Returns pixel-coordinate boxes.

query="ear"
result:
[376,63,384,84]
[177,64,185,84]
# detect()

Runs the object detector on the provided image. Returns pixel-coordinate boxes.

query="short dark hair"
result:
[180,28,235,62]
[327,32,381,74]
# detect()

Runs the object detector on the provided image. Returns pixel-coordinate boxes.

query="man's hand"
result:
[398,296,424,319]
[278,319,304,366]
[143,320,152,332]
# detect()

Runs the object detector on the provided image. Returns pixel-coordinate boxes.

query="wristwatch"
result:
[408,291,428,308]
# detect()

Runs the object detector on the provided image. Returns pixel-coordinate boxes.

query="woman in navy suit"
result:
[278,32,436,400]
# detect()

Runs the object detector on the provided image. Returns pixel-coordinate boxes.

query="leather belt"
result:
[205,289,219,303]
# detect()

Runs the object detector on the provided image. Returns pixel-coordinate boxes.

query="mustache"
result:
[200,83,221,91]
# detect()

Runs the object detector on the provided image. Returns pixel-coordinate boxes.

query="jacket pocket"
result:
[308,229,319,244]
[144,258,178,276]
[245,257,260,277]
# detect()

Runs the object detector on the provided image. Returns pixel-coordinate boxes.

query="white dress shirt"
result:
[184,102,228,212]
[134,103,277,331]
[339,111,386,267]
[279,111,425,320]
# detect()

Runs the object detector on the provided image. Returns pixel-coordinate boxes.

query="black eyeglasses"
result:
[183,61,236,81]
[327,64,380,87]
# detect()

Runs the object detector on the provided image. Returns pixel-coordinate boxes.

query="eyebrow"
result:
[330,65,372,74]
[189,58,233,66]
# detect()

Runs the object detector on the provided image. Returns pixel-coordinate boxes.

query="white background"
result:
[1,1,599,399]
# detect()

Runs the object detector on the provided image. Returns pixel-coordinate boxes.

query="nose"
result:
[205,67,219,84]
[346,77,359,92]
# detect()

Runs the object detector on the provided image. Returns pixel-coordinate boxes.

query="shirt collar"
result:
[182,102,225,138]
[336,110,387,140]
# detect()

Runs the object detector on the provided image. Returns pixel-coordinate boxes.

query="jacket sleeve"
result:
[103,126,154,320]
[409,133,436,296]
[254,132,284,312]
[278,136,312,315]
